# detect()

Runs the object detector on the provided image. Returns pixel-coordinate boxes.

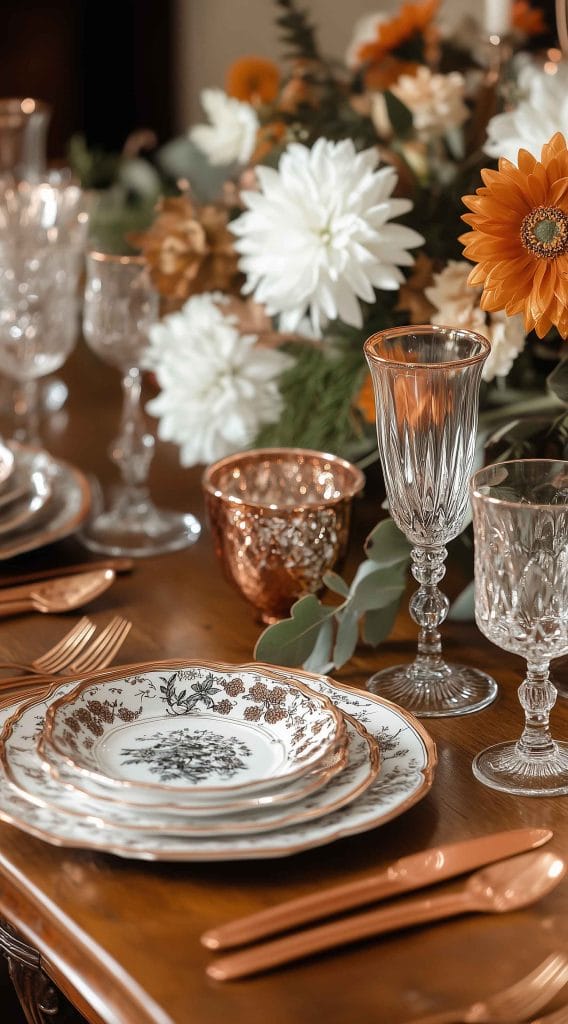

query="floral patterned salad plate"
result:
[5,689,378,837]
[41,662,346,804]
[39,713,349,817]
[0,662,436,861]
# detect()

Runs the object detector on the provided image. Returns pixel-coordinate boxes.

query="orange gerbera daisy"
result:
[226,56,280,105]
[357,0,439,65]
[460,132,568,339]
[512,0,548,36]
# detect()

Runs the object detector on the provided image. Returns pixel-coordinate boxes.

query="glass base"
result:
[81,504,201,558]
[366,662,498,718]
[472,740,568,796]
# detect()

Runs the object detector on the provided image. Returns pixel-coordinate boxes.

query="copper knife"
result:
[201,827,551,952]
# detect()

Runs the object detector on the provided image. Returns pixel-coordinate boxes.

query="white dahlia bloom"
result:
[392,67,468,140]
[426,260,525,382]
[230,138,424,336]
[144,293,294,466]
[485,60,568,162]
[189,89,259,167]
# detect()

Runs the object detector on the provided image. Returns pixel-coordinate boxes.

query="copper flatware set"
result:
[202,830,566,986]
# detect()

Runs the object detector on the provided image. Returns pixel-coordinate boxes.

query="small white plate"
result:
[42,662,346,803]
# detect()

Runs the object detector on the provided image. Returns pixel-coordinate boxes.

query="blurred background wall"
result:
[0,0,559,156]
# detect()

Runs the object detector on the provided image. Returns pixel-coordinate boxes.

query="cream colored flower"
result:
[392,67,468,140]
[190,89,259,167]
[426,260,525,382]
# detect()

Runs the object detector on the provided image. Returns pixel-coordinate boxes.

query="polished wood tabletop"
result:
[0,345,566,1024]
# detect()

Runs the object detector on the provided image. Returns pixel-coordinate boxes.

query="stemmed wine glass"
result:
[82,251,201,556]
[471,459,568,795]
[0,179,88,445]
[363,324,498,717]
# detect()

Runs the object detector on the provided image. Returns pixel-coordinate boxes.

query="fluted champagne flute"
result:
[364,325,497,717]
[82,251,201,556]
[471,459,568,795]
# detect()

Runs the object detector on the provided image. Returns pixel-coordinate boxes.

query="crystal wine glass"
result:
[0,98,51,182]
[471,459,568,795]
[0,179,87,445]
[363,325,498,717]
[82,251,201,556]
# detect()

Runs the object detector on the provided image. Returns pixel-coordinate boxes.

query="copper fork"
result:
[404,953,568,1024]
[0,617,96,675]
[0,616,132,691]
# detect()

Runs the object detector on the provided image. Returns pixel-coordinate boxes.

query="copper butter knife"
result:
[201,827,551,952]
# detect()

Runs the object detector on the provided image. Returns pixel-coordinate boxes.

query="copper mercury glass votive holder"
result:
[202,447,365,624]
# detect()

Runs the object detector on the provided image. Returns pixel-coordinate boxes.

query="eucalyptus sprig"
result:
[254,518,411,674]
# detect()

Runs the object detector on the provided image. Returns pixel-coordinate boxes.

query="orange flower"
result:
[131,195,243,303]
[364,57,419,91]
[355,374,376,424]
[226,56,280,105]
[251,120,287,163]
[357,0,439,66]
[512,0,547,36]
[460,133,568,339]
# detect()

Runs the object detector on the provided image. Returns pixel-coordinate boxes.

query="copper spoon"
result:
[0,569,116,617]
[207,850,566,981]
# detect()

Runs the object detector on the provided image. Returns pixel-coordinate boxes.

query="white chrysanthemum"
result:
[485,60,568,162]
[144,293,294,467]
[426,260,525,382]
[392,67,468,140]
[189,89,259,166]
[230,138,424,336]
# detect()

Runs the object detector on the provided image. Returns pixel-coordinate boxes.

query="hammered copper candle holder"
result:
[203,448,365,623]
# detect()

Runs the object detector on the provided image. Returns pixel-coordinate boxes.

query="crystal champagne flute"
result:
[471,459,568,795]
[363,324,498,717]
[82,251,201,556]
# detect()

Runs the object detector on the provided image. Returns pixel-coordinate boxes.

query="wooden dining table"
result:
[0,342,566,1024]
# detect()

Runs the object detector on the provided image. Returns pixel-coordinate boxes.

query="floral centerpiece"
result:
[77,0,568,670]
[106,0,563,470]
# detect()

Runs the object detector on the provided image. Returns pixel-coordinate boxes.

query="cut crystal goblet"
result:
[471,459,568,795]
[363,324,498,717]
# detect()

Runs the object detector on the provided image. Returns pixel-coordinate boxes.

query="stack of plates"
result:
[0,660,437,861]
[0,441,91,559]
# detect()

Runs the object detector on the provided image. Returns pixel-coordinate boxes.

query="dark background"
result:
[0,0,176,159]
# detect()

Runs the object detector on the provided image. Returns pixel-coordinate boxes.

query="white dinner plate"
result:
[41,662,346,802]
[0,468,51,535]
[0,663,436,860]
[0,445,90,560]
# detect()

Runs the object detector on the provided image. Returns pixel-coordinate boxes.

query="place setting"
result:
[0,657,434,860]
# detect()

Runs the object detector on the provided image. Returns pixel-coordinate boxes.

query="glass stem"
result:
[517,663,557,759]
[109,368,154,506]
[409,546,450,670]
[12,379,41,446]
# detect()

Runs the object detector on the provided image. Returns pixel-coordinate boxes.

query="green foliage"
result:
[383,92,413,140]
[254,518,411,673]
[548,358,568,405]
[255,341,368,452]
[274,0,320,61]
